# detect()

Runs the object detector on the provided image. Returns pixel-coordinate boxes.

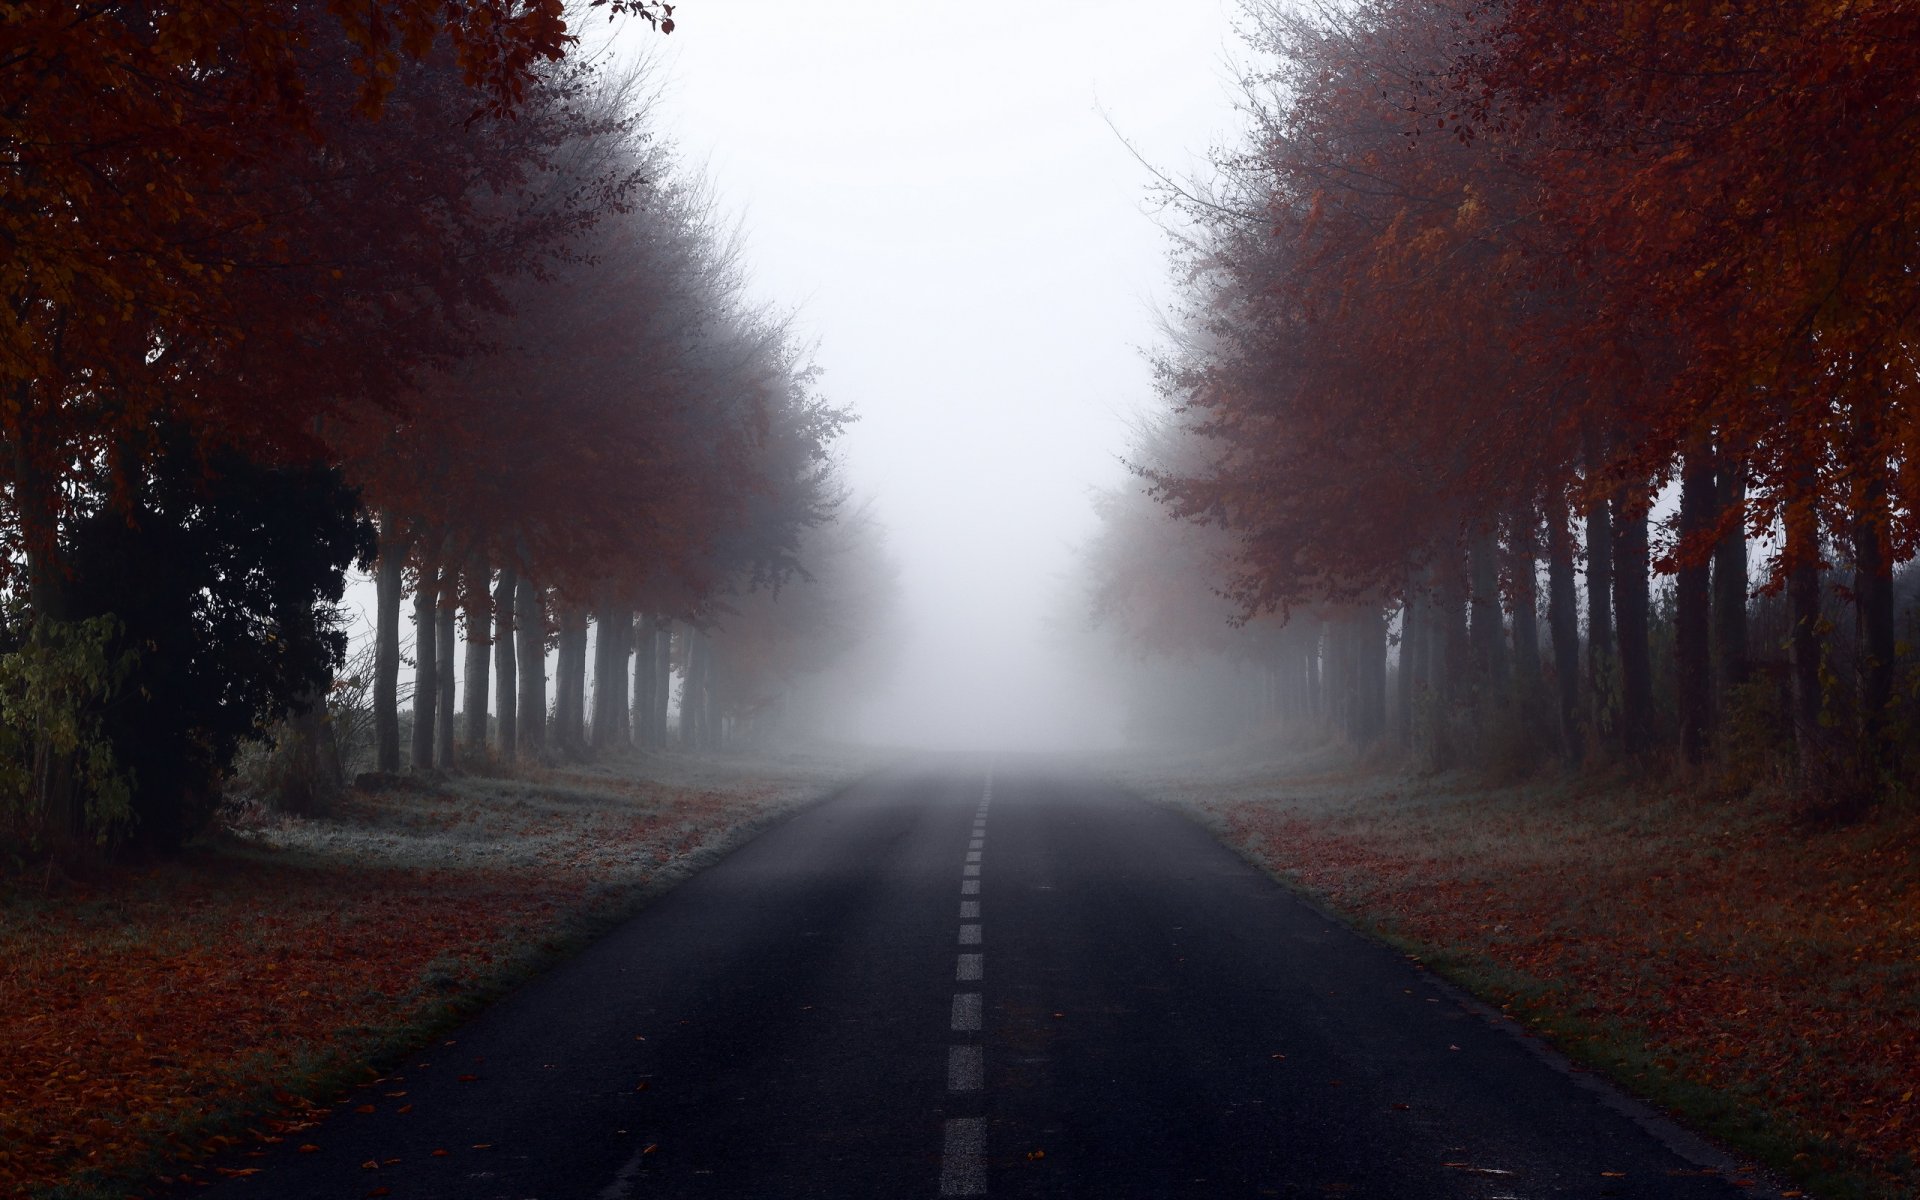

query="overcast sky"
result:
[621,1,1246,748]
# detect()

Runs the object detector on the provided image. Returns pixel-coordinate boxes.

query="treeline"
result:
[1094,0,1919,794]
[0,2,870,858]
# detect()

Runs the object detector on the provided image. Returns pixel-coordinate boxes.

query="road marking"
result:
[969,838,984,849]
[961,879,980,894]
[959,923,982,945]
[956,953,983,981]
[951,992,982,1031]
[963,864,981,876]
[948,1044,984,1091]
[960,900,979,918]
[965,850,982,863]
[940,1117,986,1196]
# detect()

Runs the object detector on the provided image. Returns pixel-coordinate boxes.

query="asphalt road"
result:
[193,760,1767,1199]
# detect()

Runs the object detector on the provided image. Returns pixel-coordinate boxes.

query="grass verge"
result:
[1117,747,1919,1200]
[0,747,877,1199]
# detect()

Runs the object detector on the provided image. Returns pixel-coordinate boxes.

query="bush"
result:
[0,605,141,856]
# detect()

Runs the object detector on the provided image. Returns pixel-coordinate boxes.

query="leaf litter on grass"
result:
[0,748,873,1198]
[1123,751,1920,1199]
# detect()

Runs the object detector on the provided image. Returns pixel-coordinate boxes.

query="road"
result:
[195,760,1766,1199]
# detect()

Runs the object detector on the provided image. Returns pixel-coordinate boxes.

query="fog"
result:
[632,2,1243,750]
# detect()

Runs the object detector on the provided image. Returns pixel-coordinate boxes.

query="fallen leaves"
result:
[0,760,813,1197]
[1196,772,1920,1198]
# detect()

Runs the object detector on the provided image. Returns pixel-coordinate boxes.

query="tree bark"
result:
[633,614,659,748]
[680,629,702,748]
[652,620,672,745]
[1507,511,1541,692]
[1712,452,1751,694]
[1394,584,1418,749]
[1468,527,1508,694]
[515,579,547,758]
[555,604,589,755]
[493,567,518,761]
[410,547,441,771]
[1544,493,1583,763]
[1850,418,1896,768]
[588,605,612,751]
[462,550,491,754]
[612,610,632,747]
[1584,483,1615,732]
[1610,484,1654,755]
[1359,606,1388,743]
[435,598,457,768]
[1785,494,1826,777]
[1676,442,1717,763]
[373,511,411,773]
[589,599,630,752]
[1436,546,1469,705]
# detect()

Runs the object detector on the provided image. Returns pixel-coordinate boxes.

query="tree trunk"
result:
[373,511,411,773]
[588,605,612,751]
[493,567,518,761]
[633,614,659,748]
[1544,493,1583,763]
[1359,606,1388,743]
[1437,546,1469,705]
[1610,484,1654,756]
[515,579,547,758]
[1675,442,1717,763]
[1712,453,1751,695]
[590,599,629,752]
[410,548,440,771]
[462,551,491,754]
[680,629,702,748]
[703,631,721,750]
[1584,482,1615,734]
[1850,423,1896,769]
[652,620,672,745]
[555,604,589,755]
[613,610,632,747]
[1785,494,1826,778]
[1468,527,1508,694]
[435,599,457,768]
[1507,512,1541,692]
[1394,584,1418,749]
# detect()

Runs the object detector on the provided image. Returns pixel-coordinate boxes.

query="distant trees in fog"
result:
[1092,0,1920,797]
[0,4,880,857]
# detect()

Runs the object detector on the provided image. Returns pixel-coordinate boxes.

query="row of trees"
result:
[0,2,872,856]
[391,489,899,773]
[1093,0,1919,795]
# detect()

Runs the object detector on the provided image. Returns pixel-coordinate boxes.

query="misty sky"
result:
[629,2,1244,748]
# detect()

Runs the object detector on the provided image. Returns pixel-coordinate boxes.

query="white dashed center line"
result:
[939,1118,986,1195]
[951,992,982,1031]
[948,1044,985,1091]
[940,768,993,1196]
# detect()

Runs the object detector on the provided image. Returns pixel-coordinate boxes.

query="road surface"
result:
[194,760,1767,1198]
